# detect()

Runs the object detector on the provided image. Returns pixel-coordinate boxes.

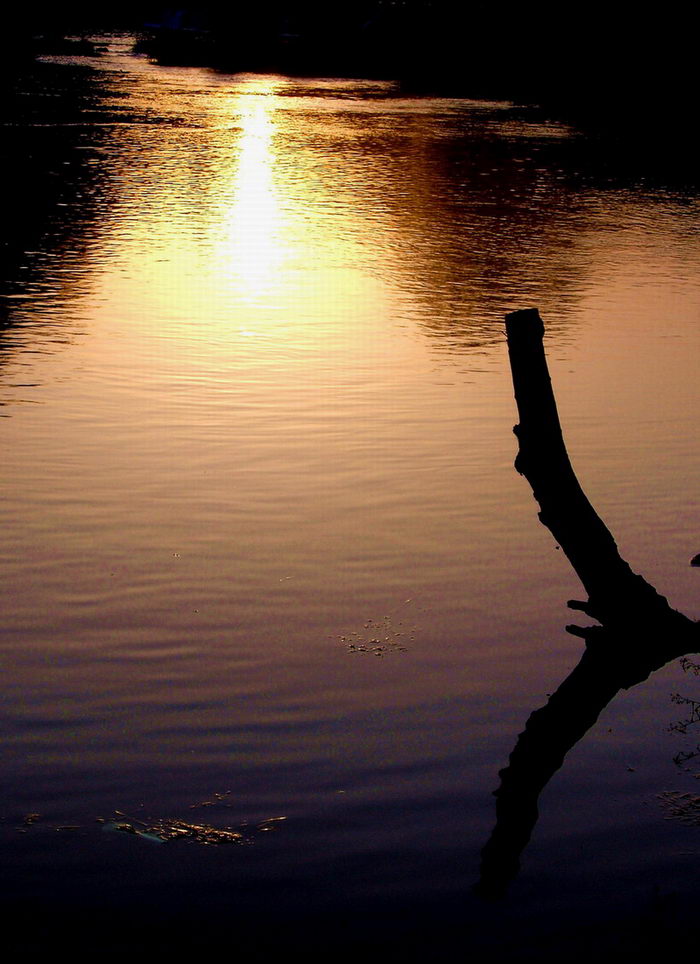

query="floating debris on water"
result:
[189,790,233,810]
[680,657,700,676]
[16,813,42,832]
[256,816,286,832]
[107,818,245,845]
[669,692,700,735]
[339,614,412,657]
[101,799,287,846]
[658,790,700,825]
[104,812,286,846]
[12,793,287,848]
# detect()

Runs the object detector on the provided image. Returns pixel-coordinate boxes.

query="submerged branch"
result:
[505,308,698,658]
[477,308,700,899]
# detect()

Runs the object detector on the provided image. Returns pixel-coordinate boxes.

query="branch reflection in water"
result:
[477,309,700,899]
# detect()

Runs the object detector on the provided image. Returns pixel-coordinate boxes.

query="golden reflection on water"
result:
[3,51,700,909]
[95,72,395,362]
[216,83,284,304]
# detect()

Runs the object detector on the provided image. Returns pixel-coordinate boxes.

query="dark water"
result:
[2,36,700,958]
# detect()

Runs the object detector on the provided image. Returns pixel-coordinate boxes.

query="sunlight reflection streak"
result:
[217,85,284,303]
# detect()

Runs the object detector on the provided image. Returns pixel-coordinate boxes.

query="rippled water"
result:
[2,36,700,957]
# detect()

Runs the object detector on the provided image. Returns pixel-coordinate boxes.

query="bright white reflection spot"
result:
[218,84,283,302]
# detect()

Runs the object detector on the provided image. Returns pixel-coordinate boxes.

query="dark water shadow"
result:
[477,308,700,899]
[0,59,117,342]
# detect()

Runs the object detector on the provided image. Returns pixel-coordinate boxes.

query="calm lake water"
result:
[2,35,700,958]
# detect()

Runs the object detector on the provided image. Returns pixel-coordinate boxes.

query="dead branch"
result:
[477,309,700,899]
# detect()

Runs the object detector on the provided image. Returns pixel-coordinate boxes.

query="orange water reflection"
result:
[216,83,284,301]
[2,45,700,944]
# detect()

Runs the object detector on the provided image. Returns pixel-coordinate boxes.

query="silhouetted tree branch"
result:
[477,308,700,899]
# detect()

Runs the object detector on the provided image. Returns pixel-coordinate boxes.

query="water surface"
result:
[2,36,700,957]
